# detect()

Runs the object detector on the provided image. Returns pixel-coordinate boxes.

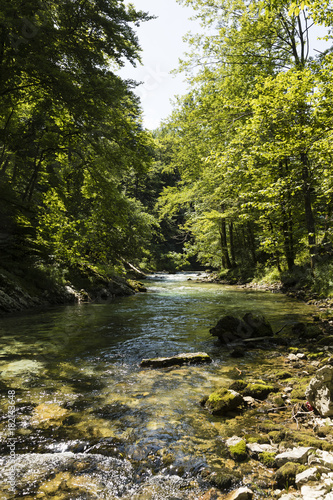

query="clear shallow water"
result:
[0,273,316,498]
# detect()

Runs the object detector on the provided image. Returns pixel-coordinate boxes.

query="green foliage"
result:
[0,0,157,270]
[154,0,333,280]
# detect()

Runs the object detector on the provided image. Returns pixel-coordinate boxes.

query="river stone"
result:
[305,365,333,417]
[300,484,333,500]
[308,449,333,467]
[209,312,273,345]
[275,447,313,467]
[204,388,244,416]
[246,442,278,458]
[279,495,302,500]
[226,487,254,500]
[140,352,212,368]
[295,466,319,486]
[0,359,44,378]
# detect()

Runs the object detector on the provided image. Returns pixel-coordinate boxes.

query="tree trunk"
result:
[301,152,316,267]
[280,160,295,271]
[247,222,256,264]
[229,222,236,267]
[220,219,232,269]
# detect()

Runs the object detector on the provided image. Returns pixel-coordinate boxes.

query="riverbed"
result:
[0,273,317,498]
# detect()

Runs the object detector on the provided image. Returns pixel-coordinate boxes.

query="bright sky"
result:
[120,1,330,130]
[119,0,201,130]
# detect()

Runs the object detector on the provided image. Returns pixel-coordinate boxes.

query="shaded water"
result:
[0,273,316,498]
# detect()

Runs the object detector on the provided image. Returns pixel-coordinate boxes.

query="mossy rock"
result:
[275,370,293,380]
[274,461,299,488]
[306,324,324,337]
[316,425,333,438]
[259,451,277,467]
[268,429,288,443]
[270,395,285,407]
[245,433,270,444]
[205,388,244,416]
[208,467,241,490]
[258,421,283,432]
[307,351,324,359]
[244,382,277,400]
[290,388,306,403]
[229,379,247,392]
[293,431,333,451]
[228,439,247,462]
[127,280,147,292]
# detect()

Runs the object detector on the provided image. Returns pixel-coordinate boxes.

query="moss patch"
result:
[229,439,247,462]
[274,462,299,488]
[208,467,241,490]
[244,382,277,400]
[229,379,247,392]
[259,452,276,467]
[205,388,244,416]
[293,431,333,451]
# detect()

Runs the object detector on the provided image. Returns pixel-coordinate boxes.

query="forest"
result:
[1,0,333,301]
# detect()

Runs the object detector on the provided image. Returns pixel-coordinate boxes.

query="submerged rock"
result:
[31,403,69,428]
[0,452,135,498]
[0,452,203,499]
[140,352,212,368]
[209,312,273,345]
[305,365,333,417]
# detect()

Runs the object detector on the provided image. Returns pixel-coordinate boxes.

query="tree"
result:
[0,0,156,268]
[155,0,332,273]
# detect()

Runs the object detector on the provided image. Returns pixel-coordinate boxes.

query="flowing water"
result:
[0,273,316,499]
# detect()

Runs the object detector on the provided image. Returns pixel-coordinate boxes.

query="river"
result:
[0,273,316,499]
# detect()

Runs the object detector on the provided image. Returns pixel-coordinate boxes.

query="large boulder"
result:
[209,313,273,345]
[305,365,333,417]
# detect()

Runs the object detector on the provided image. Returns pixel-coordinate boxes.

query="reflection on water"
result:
[0,273,316,498]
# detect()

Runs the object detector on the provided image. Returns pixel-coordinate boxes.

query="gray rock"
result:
[295,466,318,486]
[308,449,333,468]
[140,352,212,368]
[279,495,302,500]
[227,487,254,500]
[275,447,313,467]
[287,353,299,362]
[246,442,278,458]
[305,365,333,417]
[300,484,331,500]
[226,436,243,448]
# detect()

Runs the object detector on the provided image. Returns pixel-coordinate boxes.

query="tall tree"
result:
[0,0,156,267]
[156,0,332,273]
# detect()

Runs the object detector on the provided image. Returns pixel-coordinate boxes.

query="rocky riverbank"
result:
[193,314,333,499]
[199,273,333,319]
[0,261,146,316]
